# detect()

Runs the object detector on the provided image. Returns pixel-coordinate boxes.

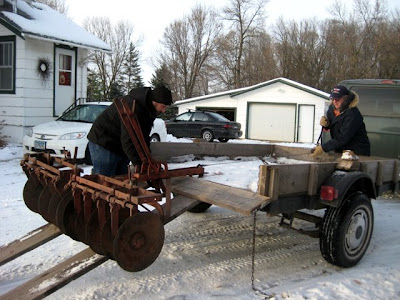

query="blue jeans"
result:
[88,141,130,176]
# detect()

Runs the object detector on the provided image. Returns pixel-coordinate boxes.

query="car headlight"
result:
[59,132,86,140]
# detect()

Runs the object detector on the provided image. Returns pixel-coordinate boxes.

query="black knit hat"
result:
[129,87,151,102]
[152,86,173,105]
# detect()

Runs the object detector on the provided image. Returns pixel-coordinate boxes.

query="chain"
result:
[250,209,275,299]
[251,209,257,290]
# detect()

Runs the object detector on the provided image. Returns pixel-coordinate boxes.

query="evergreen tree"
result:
[150,64,170,88]
[87,68,104,101]
[121,42,144,93]
[151,64,176,120]
[109,82,124,100]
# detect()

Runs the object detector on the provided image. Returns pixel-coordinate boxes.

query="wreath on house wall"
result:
[37,57,52,82]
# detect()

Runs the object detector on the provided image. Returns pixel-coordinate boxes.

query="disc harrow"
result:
[20,97,204,272]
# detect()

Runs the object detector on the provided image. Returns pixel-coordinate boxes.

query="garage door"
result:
[248,103,296,142]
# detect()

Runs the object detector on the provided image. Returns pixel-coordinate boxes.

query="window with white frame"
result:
[0,36,15,93]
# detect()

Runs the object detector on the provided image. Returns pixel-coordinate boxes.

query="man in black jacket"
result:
[87,86,172,176]
[313,85,370,157]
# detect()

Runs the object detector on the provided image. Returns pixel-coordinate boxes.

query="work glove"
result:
[312,145,324,158]
[320,116,329,127]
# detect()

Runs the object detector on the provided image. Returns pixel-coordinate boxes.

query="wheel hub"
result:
[130,232,145,249]
[346,209,367,252]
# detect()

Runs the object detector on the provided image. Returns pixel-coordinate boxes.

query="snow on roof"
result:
[175,77,330,105]
[0,0,111,52]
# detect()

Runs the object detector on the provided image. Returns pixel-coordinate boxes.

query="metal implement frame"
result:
[20,97,204,238]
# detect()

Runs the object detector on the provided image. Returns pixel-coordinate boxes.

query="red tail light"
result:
[380,80,395,84]
[320,186,338,201]
[223,124,232,129]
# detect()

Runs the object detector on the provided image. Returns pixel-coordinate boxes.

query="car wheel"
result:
[150,134,160,142]
[218,138,229,143]
[202,130,214,142]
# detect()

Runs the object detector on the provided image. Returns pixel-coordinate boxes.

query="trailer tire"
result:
[320,193,373,267]
[188,202,212,213]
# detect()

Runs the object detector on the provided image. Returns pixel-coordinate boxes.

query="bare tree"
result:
[240,29,277,86]
[327,0,389,79]
[213,27,276,90]
[220,0,269,88]
[83,17,136,99]
[159,5,222,100]
[273,18,330,90]
[211,31,238,89]
[272,0,399,91]
[375,10,400,78]
[34,0,68,15]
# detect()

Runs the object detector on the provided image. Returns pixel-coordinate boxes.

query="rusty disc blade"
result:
[23,176,44,213]
[100,207,130,259]
[113,212,165,272]
[100,217,114,259]
[38,186,53,222]
[55,192,79,241]
[74,209,90,244]
[47,190,69,225]
[85,209,108,255]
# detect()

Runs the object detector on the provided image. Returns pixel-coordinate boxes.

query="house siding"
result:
[0,34,89,143]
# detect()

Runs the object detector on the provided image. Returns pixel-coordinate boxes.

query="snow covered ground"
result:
[0,140,399,299]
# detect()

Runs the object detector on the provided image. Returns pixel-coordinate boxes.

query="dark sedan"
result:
[165,110,242,142]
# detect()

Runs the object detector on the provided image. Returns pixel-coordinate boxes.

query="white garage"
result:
[174,78,330,144]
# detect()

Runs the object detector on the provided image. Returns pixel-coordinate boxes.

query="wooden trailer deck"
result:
[152,142,399,214]
[170,177,271,215]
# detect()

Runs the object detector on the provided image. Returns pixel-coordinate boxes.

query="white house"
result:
[0,0,111,143]
[175,78,330,144]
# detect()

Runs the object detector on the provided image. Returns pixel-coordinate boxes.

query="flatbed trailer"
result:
[152,142,399,267]
[6,97,399,298]
[14,142,397,271]
[3,142,397,298]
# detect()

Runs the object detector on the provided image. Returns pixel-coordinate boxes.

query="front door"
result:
[54,47,76,117]
[298,105,315,143]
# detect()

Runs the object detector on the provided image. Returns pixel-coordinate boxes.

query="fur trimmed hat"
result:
[152,86,173,105]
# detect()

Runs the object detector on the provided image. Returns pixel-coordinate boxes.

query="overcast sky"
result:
[65,0,400,84]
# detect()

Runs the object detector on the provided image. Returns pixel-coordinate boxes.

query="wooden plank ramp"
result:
[0,248,107,300]
[163,195,201,223]
[170,177,271,215]
[0,223,61,267]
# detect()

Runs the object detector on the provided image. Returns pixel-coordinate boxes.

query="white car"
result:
[23,102,168,164]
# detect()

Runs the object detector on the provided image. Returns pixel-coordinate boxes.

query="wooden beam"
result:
[268,168,279,201]
[308,164,319,196]
[0,223,61,267]
[1,248,107,300]
[257,164,268,196]
[163,195,201,224]
[170,177,270,216]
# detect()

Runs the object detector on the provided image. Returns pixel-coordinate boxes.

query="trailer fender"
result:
[320,170,376,207]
